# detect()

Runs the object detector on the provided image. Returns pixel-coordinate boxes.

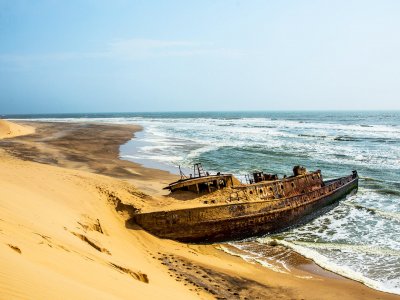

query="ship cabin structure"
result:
[164,163,235,194]
[236,169,323,200]
[246,171,278,184]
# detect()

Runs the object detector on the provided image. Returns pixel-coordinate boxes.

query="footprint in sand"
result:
[7,244,21,254]
[77,215,105,235]
[71,232,111,255]
[109,263,149,283]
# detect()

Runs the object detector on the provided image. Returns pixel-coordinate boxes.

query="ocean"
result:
[8,111,400,294]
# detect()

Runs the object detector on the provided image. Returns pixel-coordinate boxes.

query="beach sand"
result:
[0,120,35,139]
[0,120,398,299]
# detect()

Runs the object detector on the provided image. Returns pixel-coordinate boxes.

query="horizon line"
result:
[2,109,400,117]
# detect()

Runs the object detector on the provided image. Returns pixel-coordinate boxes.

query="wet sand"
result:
[0,120,398,299]
[0,121,177,195]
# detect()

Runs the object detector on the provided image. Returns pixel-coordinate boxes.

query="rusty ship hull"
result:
[132,172,358,243]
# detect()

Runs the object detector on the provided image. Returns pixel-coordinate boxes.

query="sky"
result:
[0,0,399,114]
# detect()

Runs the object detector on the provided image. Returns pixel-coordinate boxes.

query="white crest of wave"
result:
[256,237,400,295]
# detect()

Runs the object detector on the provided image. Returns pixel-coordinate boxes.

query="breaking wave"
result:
[344,202,400,222]
[255,237,400,295]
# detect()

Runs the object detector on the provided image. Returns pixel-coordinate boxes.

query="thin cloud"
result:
[0,38,244,66]
[99,38,244,59]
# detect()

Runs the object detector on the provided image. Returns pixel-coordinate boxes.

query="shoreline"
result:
[1,120,398,299]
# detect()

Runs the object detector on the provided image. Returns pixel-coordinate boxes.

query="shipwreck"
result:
[132,164,358,243]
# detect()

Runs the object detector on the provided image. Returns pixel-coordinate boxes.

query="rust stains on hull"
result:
[132,172,358,243]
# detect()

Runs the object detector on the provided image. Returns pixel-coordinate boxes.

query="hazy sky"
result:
[1,0,399,114]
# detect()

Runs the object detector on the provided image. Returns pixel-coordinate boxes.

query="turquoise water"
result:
[9,111,400,294]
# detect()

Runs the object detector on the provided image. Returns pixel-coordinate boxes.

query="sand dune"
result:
[0,151,206,299]
[0,120,34,139]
